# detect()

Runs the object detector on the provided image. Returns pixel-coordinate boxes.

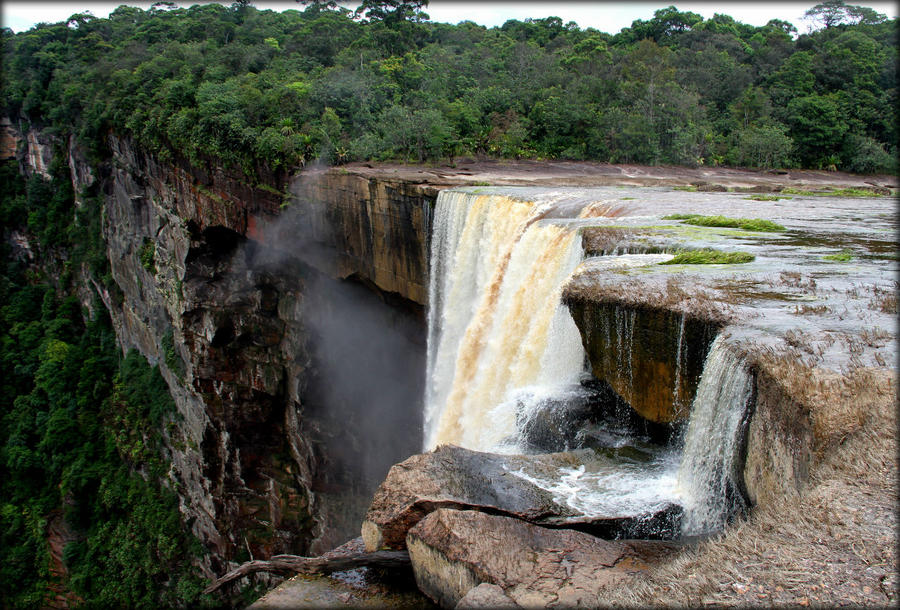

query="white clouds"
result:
[3,1,897,34]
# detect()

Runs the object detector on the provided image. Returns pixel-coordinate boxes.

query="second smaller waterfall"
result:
[677,335,753,535]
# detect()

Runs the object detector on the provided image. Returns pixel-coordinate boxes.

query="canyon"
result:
[4,118,896,607]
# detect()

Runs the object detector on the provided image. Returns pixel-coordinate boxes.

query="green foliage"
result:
[782,186,887,197]
[663,214,786,232]
[731,123,794,169]
[823,248,854,261]
[161,328,186,381]
[2,2,894,173]
[746,195,787,201]
[0,160,209,608]
[138,238,156,273]
[660,249,756,265]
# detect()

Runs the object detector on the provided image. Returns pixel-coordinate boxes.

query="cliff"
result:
[6,118,896,606]
[5,119,438,580]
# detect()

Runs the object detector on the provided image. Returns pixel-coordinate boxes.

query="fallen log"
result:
[203,550,411,594]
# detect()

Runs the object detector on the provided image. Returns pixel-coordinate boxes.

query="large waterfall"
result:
[424,189,585,451]
[424,188,753,534]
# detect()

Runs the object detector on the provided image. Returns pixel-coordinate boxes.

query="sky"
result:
[2,1,898,35]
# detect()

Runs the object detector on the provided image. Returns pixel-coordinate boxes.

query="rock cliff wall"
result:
[8,118,436,577]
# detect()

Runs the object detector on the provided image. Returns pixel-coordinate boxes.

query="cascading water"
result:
[424,187,754,536]
[676,335,753,535]
[424,189,585,451]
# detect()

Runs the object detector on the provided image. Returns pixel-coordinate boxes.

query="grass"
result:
[782,187,888,198]
[823,249,853,262]
[663,214,786,232]
[673,185,698,191]
[659,249,754,265]
[746,194,789,201]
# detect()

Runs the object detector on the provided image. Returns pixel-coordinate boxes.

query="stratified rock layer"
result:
[564,301,719,423]
[407,509,677,608]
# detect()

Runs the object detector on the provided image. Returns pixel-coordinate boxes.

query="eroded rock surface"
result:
[454,584,518,609]
[362,445,681,551]
[564,301,719,424]
[407,509,678,608]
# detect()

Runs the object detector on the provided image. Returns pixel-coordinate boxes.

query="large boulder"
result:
[362,445,681,551]
[407,509,679,608]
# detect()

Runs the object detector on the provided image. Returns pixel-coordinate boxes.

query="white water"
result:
[676,335,752,535]
[424,190,585,451]
[424,188,753,534]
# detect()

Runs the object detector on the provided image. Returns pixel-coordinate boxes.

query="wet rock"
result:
[362,445,681,551]
[517,379,677,452]
[407,509,678,608]
[564,300,719,423]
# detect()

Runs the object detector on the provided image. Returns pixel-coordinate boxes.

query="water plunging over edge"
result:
[676,334,753,535]
[424,190,585,451]
[424,188,754,536]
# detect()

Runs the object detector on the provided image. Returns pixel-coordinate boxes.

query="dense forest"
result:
[0,156,214,606]
[2,0,897,174]
[0,1,896,608]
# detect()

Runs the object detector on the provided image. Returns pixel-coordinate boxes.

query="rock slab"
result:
[407,509,678,608]
[362,445,681,551]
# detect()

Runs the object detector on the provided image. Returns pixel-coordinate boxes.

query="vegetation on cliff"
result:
[0,160,211,608]
[1,1,896,174]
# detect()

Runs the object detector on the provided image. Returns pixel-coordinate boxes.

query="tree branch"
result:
[203,550,411,594]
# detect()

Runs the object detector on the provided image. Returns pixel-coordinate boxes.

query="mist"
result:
[248,163,426,503]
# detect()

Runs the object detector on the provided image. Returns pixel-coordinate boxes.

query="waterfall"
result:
[677,335,752,535]
[424,189,585,451]
[425,188,753,536]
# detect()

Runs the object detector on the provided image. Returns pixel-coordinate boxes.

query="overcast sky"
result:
[3,1,897,35]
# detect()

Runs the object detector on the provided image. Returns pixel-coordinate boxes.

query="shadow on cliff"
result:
[244,163,426,547]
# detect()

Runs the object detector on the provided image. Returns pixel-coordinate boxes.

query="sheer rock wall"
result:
[9,119,434,577]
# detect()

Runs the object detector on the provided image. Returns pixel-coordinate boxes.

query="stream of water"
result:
[424,188,754,533]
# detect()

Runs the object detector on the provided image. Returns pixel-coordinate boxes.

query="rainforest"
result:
[1,1,897,608]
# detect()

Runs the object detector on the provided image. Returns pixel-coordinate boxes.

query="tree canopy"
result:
[1,2,895,174]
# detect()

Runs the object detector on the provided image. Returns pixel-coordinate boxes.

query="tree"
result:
[732,123,794,168]
[354,0,429,26]
[296,0,339,13]
[804,0,887,30]
[784,94,848,165]
[624,5,703,43]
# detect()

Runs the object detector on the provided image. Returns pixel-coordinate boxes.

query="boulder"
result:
[454,584,518,609]
[362,445,682,551]
[407,509,679,608]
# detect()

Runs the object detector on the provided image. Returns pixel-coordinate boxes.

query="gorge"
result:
[2,121,897,608]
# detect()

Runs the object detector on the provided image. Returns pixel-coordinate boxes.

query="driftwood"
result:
[202,550,411,594]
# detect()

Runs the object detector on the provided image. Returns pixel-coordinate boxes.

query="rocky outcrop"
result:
[97,133,435,569]
[454,584,518,608]
[6,119,436,578]
[407,509,678,608]
[564,300,720,424]
[1,117,20,161]
[288,169,436,304]
[25,128,55,178]
[362,445,682,552]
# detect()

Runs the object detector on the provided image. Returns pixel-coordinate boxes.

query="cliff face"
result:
[10,120,434,576]
[564,301,719,424]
